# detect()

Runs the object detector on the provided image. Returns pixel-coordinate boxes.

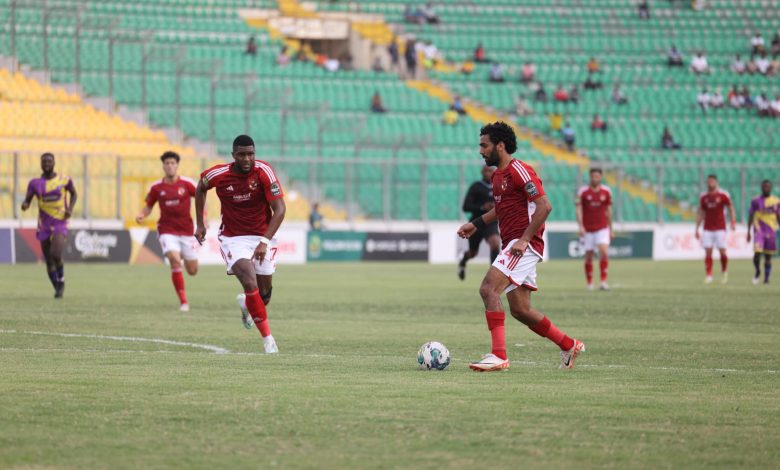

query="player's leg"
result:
[458,232,482,280]
[166,250,189,310]
[597,243,609,290]
[181,236,199,276]
[469,267,512,371]
[40,238,58,291]
[486,233,501,263]
[718,249,728,283]
[704,247,714,282]
[49,233,67,298]
[753,252,762,284]
[764,253,773,284]
[257,274,273,305]
[506,288,584,369]
[582,231,595,289]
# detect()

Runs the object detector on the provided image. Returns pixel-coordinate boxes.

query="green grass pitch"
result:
[1,260,778,469]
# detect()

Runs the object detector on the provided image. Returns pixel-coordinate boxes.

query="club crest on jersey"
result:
[178,187,186,196]
[248,178,258,191]
[501,177,509,192]
[160,190,166,196]
[525,181,539,197]
[600,195,606,202]
[270,182,281,196]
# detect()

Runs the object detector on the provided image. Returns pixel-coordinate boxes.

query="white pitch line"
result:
[0,330,776,374]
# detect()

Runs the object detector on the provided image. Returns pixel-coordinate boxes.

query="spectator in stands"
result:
[569,84,580,104]
[561,122,576,151]
[296,42,311,62]
[474,43,488,63]
[461,59,475,75]
[245,35,257,57]
[515,94,533,116]
[549,112,563,132]
[404,38,417,78]
[309,203,324,231]
[371,91,387,113]
[372,56,384,73]
[751,32,766,55]
[442,107,459,126]
[637,0,650,19]
[690,51,711,74]
[276,46,291,66]
[661,127,681,150]
[587,57,601,74]
[403,4,423,24]
[534,83,548,102]
[771,31,780,58]
[388,39,400,72]
[741,86,754,108]
[324,57,340,73]
[746,54,759,74]
[553,85,569,103]
[422,3,439,24]
[697,88,712,114]
[520,61,536,83]
[583,71,603,90]
[422,41,439,69]
[611,84,628,105]
[755,52,772,76]
[731,54,746,74]
[770,95,780,117]
[728,85,745,109]
[452,95,466,115]
[590,114,608,132]
[667,44,684,67]
[755,93,771,117]
[710,89,725,109]
[341,54,355,71]
[489,62,505,83]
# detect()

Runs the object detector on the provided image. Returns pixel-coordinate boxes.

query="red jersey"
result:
[145,176,197,236]
[699,190,732,231]
[200,160,284,237]
[577,184,612,232]
[492,159,546,256]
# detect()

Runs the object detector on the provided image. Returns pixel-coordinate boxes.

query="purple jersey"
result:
[26,174,74,241]
[749,195,780,253]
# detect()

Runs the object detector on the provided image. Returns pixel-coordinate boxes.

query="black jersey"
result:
[462,180,494,221]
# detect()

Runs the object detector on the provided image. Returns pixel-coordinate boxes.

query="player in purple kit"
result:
[747,180,780,284]
[21,153,78,298]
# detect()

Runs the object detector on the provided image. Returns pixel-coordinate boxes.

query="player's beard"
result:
[483,147,500,167]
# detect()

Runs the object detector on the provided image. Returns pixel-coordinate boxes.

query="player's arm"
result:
[462,184,479,213]
[65,179,77,219]
[457,208,496,239]
[135,206,152,224]
[746,204,755,242]
[695,206,703,239]
[606,204,613,240]
[727,200,736,230]
[21,181,34,211]
[509,195,551,256]
[253,197,286,262]
[575,199,584,237]
[194,179,209,244]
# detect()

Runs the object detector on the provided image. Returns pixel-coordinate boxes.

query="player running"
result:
[576,168,613,291]
[136,151,199,312]
[747,180,780,285]
[21,153,77,298]
[457,122,584,372]
[695,175,736,284]
[195,135,286,354]
[458,165,500,280]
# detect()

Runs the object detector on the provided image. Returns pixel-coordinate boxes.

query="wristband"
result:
[259,236,271,245]
[471,216,486,232]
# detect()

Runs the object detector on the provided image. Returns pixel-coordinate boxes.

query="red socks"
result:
[171,268,187,304]
[530,316,575,351]
[599,257,608,283]
[245,289,271,337]
[584,260,593,285]
[485,310,507,360]
[720,253,728,273]
[705,254,713,276]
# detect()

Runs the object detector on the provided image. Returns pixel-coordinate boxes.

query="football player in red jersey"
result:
[458,122,584,371]
[695,175,736,284]
[195,135,286,353]
[576,168,613,290]
[136,151,199,311]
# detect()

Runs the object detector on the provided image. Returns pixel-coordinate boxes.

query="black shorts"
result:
[468,221,499,252]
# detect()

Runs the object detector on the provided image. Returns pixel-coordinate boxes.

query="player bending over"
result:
[458,165,500,280]
[576,168,613,290]
[195,135,286,354]
[458,122,585,372]
[136,151,200,311]
[21,153,77,298]
[695,175,736,284]
[747,180,780,284]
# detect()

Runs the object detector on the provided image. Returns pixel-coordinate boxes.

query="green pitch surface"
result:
[1,261,778,469]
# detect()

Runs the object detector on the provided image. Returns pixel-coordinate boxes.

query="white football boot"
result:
[236,293,253,329]
[263,335,278,354]
[469,353,510,372]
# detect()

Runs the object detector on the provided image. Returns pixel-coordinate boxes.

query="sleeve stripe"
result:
[256,162,278,183]
[205,167,229,181]
[511,161,531,183]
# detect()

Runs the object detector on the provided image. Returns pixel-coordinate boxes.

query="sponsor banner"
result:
[363,232,429,261]
[65,229,132,262]
[0,228,12,264]
[547,231,653,259]
[653,225,754,260]
[195,227,307,266]
[307,231,365,262]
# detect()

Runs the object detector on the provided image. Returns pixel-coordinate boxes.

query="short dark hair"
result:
[479,121,517,154]
[707,174,718,180]
[160,151,180,163]
[590,168,602,175]
[761,179,772,185]
[41,152,54,160]
[233,134,255,150]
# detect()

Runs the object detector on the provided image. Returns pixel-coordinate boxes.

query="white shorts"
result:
[582,228,610,252]
[492,239,542,293]
[158,233,199,261]
[701,229,727,249]
[218,235,278,276]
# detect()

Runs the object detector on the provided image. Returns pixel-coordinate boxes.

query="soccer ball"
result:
[417,341,451,370]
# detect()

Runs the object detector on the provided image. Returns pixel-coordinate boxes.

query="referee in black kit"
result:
[458,165,501,280]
